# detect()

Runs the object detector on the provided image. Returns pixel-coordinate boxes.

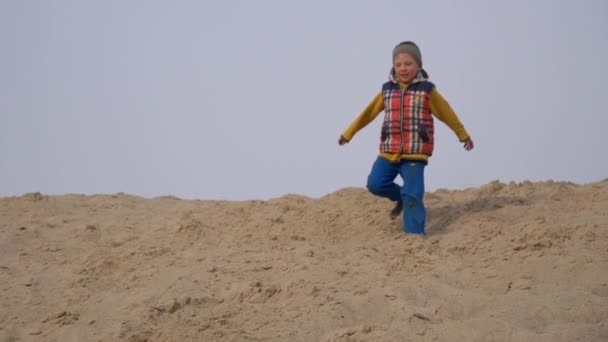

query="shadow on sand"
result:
[426,195,531,235]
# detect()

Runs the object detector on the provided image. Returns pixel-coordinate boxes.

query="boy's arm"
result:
[429,89,470,142]
[341,92,385,142]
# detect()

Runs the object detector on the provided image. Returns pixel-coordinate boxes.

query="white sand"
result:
[1,179,607,341]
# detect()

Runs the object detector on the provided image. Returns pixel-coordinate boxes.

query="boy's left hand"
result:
[464,138,474,151]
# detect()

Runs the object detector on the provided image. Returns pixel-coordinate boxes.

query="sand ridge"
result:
[1,179,607,341]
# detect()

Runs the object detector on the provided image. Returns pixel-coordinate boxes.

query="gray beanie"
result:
[392,41,422,67]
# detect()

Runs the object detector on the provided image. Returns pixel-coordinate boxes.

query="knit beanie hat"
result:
[392,41,422,67]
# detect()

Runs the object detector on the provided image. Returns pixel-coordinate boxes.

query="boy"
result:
[338,41,474,234]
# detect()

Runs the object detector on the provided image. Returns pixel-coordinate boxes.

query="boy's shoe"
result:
[389,201,403,220]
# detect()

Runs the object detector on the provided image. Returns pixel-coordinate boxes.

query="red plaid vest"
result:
[380,80,435,156]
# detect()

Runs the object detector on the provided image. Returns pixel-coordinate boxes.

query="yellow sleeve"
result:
[429,88,470,142]
[342,92,385,141]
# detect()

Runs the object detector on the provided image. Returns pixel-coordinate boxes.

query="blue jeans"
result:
[366,157,426,234]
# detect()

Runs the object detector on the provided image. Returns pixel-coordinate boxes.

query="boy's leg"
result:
[399,161,426,234]
[366,157,401,202]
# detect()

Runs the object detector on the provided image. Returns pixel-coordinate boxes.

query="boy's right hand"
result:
[464,137,474,151]
[338,135,348,145]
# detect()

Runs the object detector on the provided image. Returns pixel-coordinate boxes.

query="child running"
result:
[338,41,474,234]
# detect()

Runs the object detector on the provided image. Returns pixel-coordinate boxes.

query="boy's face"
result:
[393,53,420,83]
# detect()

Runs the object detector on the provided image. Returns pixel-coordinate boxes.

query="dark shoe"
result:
[389,201,403,220]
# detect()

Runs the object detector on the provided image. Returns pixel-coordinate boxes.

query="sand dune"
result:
[1,179,607,341]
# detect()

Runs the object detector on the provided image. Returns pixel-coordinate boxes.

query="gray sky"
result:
[2,0,607,200]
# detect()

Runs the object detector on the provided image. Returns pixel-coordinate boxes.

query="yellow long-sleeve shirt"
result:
[342,85,470,163]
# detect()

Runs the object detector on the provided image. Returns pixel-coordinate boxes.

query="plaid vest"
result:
[380,80,435,156]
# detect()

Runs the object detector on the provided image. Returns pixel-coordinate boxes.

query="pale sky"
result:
[1,0,607,200]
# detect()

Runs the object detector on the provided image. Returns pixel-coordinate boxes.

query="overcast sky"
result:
[1,0,607,200]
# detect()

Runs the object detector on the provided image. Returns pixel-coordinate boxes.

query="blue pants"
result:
[366,157,426,234]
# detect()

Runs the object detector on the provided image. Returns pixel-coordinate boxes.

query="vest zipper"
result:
[399,86,406,153]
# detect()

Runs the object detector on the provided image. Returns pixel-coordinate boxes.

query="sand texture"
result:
[1,179,607,341]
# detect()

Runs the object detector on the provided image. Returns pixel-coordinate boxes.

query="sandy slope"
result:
[1,179,607,342]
